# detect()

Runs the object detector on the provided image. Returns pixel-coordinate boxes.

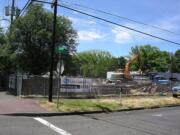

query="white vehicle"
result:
[172,85,180,98]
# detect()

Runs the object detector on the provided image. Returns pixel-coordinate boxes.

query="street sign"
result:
[58,47,65,53]
[56,46,68,54]
[57,61,64,74]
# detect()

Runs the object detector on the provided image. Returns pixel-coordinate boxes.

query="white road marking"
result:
[152,114,163,117]
[34,117,72,135]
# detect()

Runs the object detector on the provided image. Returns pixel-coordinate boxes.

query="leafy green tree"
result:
[0,28,6,45]
[73,50,118,78]
[154,51,169,72]
[130,45,169,72]
[172,49,180,73]
[0,29,13,75]
[117,56,127,69]
[10,4,78,74]
[0,44,16,75]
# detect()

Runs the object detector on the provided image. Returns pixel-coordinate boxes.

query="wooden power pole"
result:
[11,0,15,23]
[49,0,58,102]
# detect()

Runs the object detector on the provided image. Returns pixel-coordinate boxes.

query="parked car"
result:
[172,85,180,98]
[153,75,169,85]
[169,77,179,82]
[169,77,180,87]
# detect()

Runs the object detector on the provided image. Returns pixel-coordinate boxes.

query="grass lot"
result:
[39,96,180,113]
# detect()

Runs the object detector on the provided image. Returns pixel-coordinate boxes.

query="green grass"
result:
[39,96,180,113]
[40,99,120,112]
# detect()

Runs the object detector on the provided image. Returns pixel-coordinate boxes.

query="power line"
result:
[59,4,180,46]
[61,0,180,36]
[29,0,180,46]
[18,0,32,17]
[62,8,146,44]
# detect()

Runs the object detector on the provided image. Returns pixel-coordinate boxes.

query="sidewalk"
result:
[0,91,48,114]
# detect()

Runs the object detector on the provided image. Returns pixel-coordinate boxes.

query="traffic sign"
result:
[57,61,64,74]
[56,46,68,54]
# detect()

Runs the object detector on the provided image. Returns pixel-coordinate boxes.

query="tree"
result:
[154,51,169,72]
[73,50,118,78]
[117,56,127,69]
[0,28,6,45]
[0,28,14,75]
[0,44,16,75]
[130,45,169,72]
[10,4,78,74]
[172,49,180,73]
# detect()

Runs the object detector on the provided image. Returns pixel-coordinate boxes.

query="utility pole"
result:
[11,0,15,23]
[49,0,58,102]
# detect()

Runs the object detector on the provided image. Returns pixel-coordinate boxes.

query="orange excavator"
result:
[124,54,139,79]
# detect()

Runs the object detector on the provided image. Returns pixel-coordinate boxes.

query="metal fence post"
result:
[119,87,122,105]
[43,77,46,97]
[17,75,22,97]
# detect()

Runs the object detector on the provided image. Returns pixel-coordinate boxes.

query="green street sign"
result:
[56,46,68,54]
[58,47,65,52]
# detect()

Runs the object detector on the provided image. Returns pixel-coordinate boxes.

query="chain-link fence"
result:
[5,74,177,98]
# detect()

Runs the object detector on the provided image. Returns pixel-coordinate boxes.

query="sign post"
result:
[56,45,66,109]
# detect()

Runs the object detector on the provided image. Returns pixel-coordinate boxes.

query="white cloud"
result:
[71,14,180,44]
[72,11,79,15]
[0,18,10,30]
[124,16,180,38]
[68,17,96,25]
[78,30,104,41]
[43,4,52,11]
[157,15,180,31]
[111,18,180,45]
[112,26,133,44]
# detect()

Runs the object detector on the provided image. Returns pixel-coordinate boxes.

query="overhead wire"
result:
[25,0,180,46]
[59,4,180,46]
[58,3,163,46]
[18,0,32,17]
[61,0,180,36]
[60,7,147,45]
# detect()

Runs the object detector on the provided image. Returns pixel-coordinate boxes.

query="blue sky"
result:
[1,0,180,57]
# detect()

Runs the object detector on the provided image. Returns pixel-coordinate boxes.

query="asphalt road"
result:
[0,106,180,135]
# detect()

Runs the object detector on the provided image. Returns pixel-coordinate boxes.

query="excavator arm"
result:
[124,54,139,79]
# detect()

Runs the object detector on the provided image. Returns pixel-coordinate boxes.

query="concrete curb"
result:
[2,104,180,117]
